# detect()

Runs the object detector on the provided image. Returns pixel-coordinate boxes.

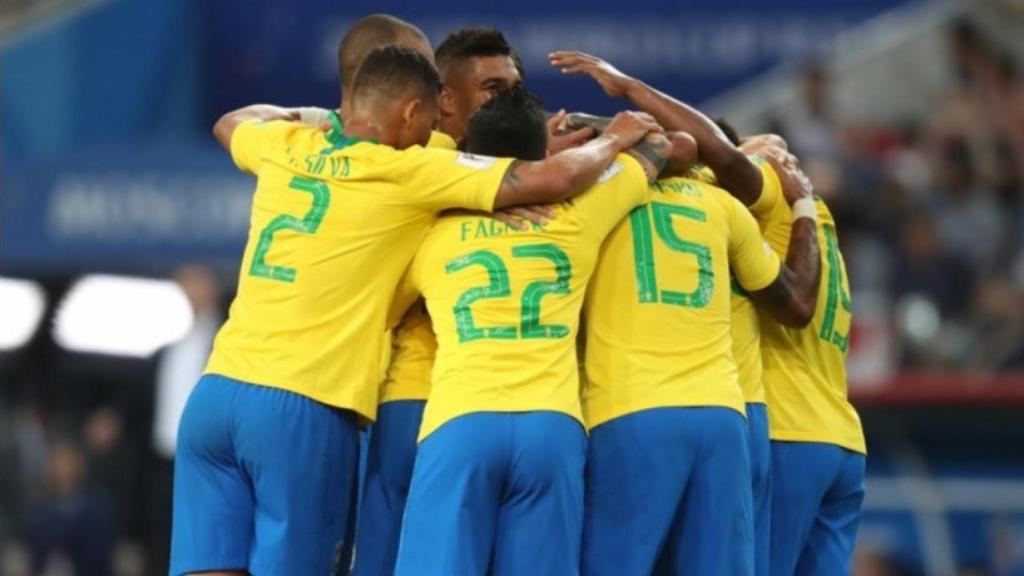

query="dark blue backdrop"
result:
[1,0,920,273]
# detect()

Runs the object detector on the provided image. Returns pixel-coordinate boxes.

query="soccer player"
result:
[551,51,821,576]
[740,135,866,576]
[551,50,821,576]
[169,45,659,576]
[353,27,592,576]
[389,86,679,576]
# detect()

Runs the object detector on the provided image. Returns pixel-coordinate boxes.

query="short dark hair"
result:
[338,14,428,95]
[714,118,742,146]
[351,45,442,107]
[465,86,547,161]
[435,27,522,77]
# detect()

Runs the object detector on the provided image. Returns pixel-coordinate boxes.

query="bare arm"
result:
[493,110,662,209]
[746,150,821,327]
[550,51,763,205]
[748,217,821,327]
[212,105,332,151]
[562,114,689,180]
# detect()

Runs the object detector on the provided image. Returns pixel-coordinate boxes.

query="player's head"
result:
[338,14,432,108]
[435,28,523,141]
[464,86,547,161]
[350,45,442,149]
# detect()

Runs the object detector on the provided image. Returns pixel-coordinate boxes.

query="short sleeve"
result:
[727,194,782,293]
[573,153,650,239]
[747,157,786,221]
[229,119,295,175]
[396,147,516,213]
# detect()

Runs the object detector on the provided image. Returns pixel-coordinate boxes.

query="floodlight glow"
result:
[54,274,194,357]
[0,278,46,350]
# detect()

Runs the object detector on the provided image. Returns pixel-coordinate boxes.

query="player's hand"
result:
[549,51,636,98]
[762,147,813,205]
[492,204,557,230]
[740,133,789,156]
[603,111,664,150]
[547,109,596,154]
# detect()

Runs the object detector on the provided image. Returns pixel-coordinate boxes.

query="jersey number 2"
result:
[446,242,572,342]
[249,176,331,283]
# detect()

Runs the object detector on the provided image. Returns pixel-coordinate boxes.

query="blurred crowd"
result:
[768,19,1024,372]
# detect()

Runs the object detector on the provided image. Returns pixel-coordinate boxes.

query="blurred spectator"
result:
[147,265,222,574]
[29,439,115,576]
[933,139,1005,275]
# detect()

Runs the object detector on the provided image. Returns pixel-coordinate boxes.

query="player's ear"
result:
[440,85,457,117]
[401,98,421,125]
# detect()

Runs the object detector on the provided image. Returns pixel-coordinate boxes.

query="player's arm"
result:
[212,105,332,151]
[492,111,663,209]
[742,159,821,327]
[748,214,821,327]
[550,51,763,206]
[565,115,693,180]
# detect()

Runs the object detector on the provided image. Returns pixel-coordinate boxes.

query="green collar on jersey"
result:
[322,110,377,153]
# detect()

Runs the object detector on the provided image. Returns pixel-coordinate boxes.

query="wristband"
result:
[792,197,817,222]
[296,107,331,125]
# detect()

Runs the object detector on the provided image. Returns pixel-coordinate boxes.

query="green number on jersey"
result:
[818,225,851,352]
[446,250,516,342]
[629,202,714,308]
[512,244,572,339]
[249,176,331,283]
[446,242,573,342]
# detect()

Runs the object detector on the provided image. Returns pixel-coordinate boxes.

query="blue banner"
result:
[2,141,252,274]
[201,0,918,121]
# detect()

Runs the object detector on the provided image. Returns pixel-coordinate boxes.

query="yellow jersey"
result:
[374,126,459,405]
[583,176,782,429]
[750,183,866,454]
[204,119,512,421]
[379,300,437,403]
[406,155,649,441]
[688,159,782,406]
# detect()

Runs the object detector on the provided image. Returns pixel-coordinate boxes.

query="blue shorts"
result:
[747,403,772,576]
[769,441,866,576]
[394,411,586,576]
[170,374,359,576]
[352,400,426,576]
[582,406,753,576]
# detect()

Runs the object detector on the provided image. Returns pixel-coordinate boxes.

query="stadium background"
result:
[2,0,1023,574]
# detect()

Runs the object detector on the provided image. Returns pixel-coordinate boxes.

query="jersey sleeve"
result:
[727,194,782,293]
[747,157,786,221]
[396,147,515,213]
[229,119,295,175]
[573,153,650,239]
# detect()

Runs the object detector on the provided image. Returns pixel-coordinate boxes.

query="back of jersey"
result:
[411,155,648,440]
[583,177,780,429]
[753,192,865,454]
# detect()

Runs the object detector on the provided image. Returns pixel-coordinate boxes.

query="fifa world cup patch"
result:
[456,152,498,170]
[598,161,623,183]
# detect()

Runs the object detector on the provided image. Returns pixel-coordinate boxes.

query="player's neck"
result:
[343,116,392,147]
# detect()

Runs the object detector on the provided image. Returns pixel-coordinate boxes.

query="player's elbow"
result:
[212,114,234,150]
[785,301,816,328]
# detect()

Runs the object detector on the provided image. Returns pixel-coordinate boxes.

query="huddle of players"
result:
[168,13,866,576]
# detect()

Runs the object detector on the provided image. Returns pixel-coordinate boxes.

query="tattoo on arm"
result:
[626,135,670,180]
[500,160,525,191]
[749,219,820,327]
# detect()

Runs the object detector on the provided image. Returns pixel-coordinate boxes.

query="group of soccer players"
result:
[168,13,866,576]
